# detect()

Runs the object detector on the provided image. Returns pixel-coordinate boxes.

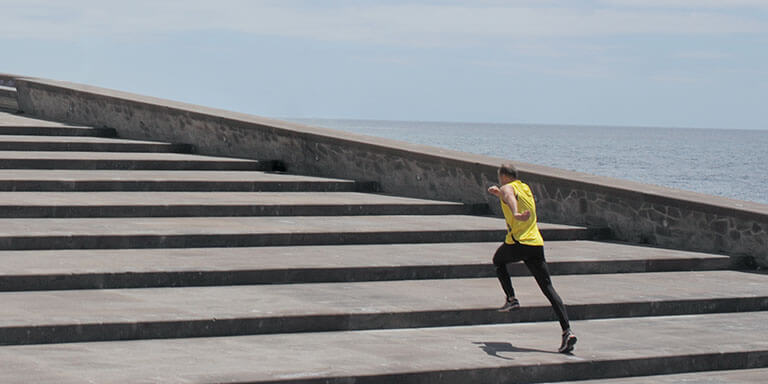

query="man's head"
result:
[497,163,518,184]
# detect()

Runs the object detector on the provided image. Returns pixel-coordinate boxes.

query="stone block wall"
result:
[530,181,767,267]
[12,76,768,267]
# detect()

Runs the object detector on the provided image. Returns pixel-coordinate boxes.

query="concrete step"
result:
[0,125,117,137]
[0,191,485,218]
[0,135,192,152]
[0,215,588,250]
[0,151,274,170]
[0,312,765,382]
[550,368,768,384]
[0,242,732,290]
[0,271,764,344]
[0,170,370,191]
[0,111,116,136]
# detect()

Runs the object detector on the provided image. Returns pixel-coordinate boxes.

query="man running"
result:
[487,163,577,354]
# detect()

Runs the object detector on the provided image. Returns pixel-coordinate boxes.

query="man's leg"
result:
[523,248,570,330]
[522,246,577,353]
[493,243,521,311]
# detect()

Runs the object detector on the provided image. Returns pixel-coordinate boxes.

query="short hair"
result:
[498,163,518,179]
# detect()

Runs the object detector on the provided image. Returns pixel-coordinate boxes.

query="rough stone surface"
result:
[534,183,768,267]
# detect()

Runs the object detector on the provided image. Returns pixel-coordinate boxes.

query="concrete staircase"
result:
[0,110,766,383]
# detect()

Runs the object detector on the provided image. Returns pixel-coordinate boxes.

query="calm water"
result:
[286,118,768,205]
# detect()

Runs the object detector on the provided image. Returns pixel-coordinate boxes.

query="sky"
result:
[2,0,767,130]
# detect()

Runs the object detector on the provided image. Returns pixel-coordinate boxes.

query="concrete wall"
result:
[12,76,768,267]
[0,73,19,111]
[0,73,23,88]
[0,86,19,111]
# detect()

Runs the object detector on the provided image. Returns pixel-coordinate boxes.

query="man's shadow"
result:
[473,342,562,360]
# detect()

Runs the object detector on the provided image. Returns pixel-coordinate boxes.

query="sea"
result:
[285,118,768,205]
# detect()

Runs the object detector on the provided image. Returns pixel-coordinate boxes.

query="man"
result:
[487,163,577,354]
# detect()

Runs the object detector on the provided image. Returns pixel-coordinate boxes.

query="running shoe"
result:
[497,297,520,312]
[559,329,577,353]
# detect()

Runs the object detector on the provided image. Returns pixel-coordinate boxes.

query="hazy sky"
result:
[2,0,767,130]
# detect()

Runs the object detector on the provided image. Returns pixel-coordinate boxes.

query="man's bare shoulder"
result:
[499,183,517,196]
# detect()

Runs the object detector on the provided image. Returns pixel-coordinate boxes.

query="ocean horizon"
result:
[284,118,768,205]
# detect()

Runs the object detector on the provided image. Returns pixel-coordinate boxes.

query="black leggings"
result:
[493,242,571,331]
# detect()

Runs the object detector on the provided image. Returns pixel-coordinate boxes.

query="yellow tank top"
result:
[500,180,544,246]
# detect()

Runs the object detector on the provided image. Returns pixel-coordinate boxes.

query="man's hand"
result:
[487,185,501,197]
[514,210,531,221]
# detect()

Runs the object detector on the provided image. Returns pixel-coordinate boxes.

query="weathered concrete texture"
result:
[0,73,21,87]
[7,81,506,205]
[0,110,115,136]
[533,183,768,268]
[551,368,768,384]
[0,271,764,344]
[0,125,116,136]
[13,79,768,266]
[0,86,17,111]
[1,76,766,382]
[0,191,480,217]
[0,241,732,290]
[0,110,75,126]
[0,151,272,170]
[0,134,191,152]
[0,169,366,192]
[0,313,765,383]
[0,215,588,250]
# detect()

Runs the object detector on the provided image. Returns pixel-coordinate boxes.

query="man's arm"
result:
[498,184,531,221]
[487,185,501,197]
